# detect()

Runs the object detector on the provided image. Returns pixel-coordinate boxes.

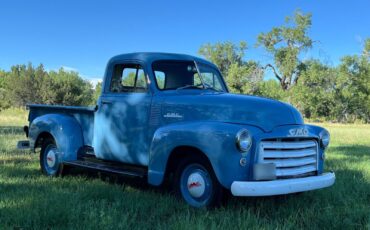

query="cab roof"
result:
[108,52,218,69]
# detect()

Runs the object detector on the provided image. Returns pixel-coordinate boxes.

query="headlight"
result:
[236,129,252,152]
[320,130,330,148]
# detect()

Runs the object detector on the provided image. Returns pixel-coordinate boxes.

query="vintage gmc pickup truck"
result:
[18,53,335,208]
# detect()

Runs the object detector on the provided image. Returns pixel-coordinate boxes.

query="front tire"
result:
[174,156,223,208]
[40,138,63,176]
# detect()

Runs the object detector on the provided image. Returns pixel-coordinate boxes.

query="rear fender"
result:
[29,114,84,162]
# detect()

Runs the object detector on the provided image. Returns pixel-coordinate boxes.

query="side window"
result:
[136,69,146,92]
[193,73,202,86]
[154,71,166,89]
[121,68,137,88]
[110,64,147,93]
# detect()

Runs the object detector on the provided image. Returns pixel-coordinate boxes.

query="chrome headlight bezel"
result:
[236,129,253,152]
[320,130,330,149]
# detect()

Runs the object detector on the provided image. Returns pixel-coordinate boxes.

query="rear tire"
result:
[174,156,223,208]
[40,138,63,176]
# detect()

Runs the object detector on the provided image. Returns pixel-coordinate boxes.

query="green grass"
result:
[0,107,28,126]
[0,109,369,229]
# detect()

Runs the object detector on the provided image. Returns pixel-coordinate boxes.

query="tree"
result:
[363,38,370,58]
[5,63,46,106]
[1,63,95,107]
[93,82,102,103]
[256,10,313,90]
[290,60,337,120]
[335,41,370,122]
[226,61,263,94]
[0,70,10,110]
[48,68,94,106]
[198,41,247,76]
[256,79,287,101]
[198,41,263,94]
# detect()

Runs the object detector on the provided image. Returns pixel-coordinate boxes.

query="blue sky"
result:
[1,0,369,81]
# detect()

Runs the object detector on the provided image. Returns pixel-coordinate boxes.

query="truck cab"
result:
[19,53,335,208]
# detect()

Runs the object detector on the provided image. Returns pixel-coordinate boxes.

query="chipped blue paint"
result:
[28,113,85,162]
[26,52,330,190]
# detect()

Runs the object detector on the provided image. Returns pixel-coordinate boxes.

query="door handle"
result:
[101,100,112,105]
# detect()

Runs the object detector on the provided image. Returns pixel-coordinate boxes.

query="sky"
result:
[0,0,369,82]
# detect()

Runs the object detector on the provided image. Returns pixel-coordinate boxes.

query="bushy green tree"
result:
[198,41,263,94]
[48,68,94,106]
[256,79,287,101]
[290,60,337,120]
[226,61,262,94]
[1,64,95,108]
[363,38,370,58]
[256,10,313,90]
[334,43,370,122]
[93,82,102,103]
[4,63,46,106]
[199,41,247,76]
[0,70,11,110]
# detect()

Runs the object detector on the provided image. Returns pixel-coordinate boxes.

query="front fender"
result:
[29,114,84,162]
[148,121,263,188]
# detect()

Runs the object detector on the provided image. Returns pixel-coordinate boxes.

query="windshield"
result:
[152,60,226,92]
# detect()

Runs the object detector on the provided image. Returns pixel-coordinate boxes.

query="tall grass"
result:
[0,107,28,126]
[0,111,369,229]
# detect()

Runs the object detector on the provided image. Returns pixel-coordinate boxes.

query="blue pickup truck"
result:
[18,53,335,208]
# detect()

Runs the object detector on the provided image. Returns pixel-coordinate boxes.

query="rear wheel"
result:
[40,138,63,176]
[174,156,223,208]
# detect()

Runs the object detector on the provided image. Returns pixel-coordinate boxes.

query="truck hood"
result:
[161,92,304,132]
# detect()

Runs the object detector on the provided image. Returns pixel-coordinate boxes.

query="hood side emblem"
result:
[163,112,183,119]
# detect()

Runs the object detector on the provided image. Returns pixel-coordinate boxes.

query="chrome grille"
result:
[259,139,318,179]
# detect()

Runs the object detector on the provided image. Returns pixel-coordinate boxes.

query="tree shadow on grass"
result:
[224,166,369,228]
[1,141,369,229]
[0,164,40,178]
[329,145,370,159]
[66,163,369,228]
[63,166,152,191]
[0,156,33,164]
[1,156,369,229]
[0,126,24,135]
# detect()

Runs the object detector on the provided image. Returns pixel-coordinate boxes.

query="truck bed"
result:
[27,104,96,146]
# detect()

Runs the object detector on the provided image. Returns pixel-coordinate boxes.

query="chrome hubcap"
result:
[187,172,206,198]
[46,149,56,168]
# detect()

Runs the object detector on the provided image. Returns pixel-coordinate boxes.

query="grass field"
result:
[0,108,369,229]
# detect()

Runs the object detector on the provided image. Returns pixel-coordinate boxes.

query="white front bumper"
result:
[231,172,335,196]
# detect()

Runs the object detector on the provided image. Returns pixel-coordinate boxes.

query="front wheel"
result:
[40,138,63,176]
[174,157,223,208]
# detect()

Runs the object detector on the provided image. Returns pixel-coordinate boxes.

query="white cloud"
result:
[88,78,103,88]
[355,35,363,44]
[55,65,103,88]
[61,66,79,72]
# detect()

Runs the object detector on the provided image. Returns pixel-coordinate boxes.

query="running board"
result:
[63,160,147,178]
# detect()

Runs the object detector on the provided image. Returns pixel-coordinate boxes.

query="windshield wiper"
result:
[176,84,222,93]
[176,85,202,91]
[194,61,206,89]
[204,86,222,92]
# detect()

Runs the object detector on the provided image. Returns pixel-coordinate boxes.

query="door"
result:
[93,63,152,166]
